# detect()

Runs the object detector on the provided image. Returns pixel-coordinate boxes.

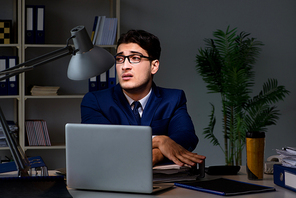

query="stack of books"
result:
[25,120,51,146]
[0,121,18,147]
[276,147,296,168]
[91,16,118,45]
[30,86,60,96]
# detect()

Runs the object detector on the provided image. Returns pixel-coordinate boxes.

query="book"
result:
[92,16,117,45]
[25,120,51,146]
[30,85,60,96]
[90,16,98,43]
[0,20,12,44]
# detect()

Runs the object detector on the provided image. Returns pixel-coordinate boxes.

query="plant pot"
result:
[206,165,241,175]
[246,132,265,180]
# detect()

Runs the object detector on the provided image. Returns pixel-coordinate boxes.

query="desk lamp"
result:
[0,25,115,176]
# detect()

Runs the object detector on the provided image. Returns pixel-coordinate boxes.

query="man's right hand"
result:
[152,135,206,167]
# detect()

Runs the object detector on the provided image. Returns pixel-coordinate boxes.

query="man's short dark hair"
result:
[117,30,161,61]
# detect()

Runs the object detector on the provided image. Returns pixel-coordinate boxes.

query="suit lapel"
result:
[141,84,162,126]
[112,84,138,125]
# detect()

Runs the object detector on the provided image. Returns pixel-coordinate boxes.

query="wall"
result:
[120,0,296,166]
[1,0,295,168]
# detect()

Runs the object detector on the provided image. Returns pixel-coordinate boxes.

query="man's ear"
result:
[151,60,159,75]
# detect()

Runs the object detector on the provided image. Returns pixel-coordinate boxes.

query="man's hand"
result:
[152,135,206,167]
[152,148,164,166]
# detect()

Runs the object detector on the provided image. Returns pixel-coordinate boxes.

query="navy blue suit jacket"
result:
[81,83,198,151]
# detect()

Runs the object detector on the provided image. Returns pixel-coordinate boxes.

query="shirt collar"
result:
[124,89,152,110]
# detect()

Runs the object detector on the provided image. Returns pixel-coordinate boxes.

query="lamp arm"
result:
[0,45,74,81]
[0,37,75,176]
[0,26,114,176]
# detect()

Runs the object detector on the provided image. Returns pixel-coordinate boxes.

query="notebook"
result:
[65,123,174,194]
[175,178,276,196]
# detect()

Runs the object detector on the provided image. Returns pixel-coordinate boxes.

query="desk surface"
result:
[68,166,296,198]
[1,167,295,198]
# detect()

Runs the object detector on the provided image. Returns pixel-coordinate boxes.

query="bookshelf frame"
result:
[0,0,120,168]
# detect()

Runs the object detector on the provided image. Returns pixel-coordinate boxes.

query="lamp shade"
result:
[67,26,115,80]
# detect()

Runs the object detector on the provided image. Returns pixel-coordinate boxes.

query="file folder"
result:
[274,164,296,192]
[98,71,108,90]
[0,56,7,95]
[35,5,45,44]
[89,76,98,92]
[7,56,18,95]
[108,64,116,88]
[25,5,35,44]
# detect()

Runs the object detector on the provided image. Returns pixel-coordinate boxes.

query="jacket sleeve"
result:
[167,90,198,151]
[81,92,112,124]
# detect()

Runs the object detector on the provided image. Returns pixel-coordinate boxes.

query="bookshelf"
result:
[0,0,120,168]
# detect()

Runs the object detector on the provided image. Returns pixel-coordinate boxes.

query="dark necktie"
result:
[132,101,141,125]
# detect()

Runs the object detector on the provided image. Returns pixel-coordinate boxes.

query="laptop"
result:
[65,123,174,194]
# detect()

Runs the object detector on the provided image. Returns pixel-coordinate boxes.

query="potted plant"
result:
[195,26,289,168]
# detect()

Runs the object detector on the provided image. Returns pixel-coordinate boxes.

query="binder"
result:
[35,5,45,44]
[108,64,116,88]
[25,5,35,44]
[0,56,7,95]
[7,56,18,95]
[274,164,296,192]
[91,16,98,43]
[0,156,46,173]
[89,76,98,92]
[98,71,108,90]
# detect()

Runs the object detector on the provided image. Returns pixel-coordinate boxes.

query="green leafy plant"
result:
[195,26,290,166]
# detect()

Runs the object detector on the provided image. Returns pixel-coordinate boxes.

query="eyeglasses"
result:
[114,54,151,64]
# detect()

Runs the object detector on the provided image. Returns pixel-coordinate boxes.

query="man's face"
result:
[116,43,159,96]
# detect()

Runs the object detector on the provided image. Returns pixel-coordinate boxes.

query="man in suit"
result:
[81,30,205,166]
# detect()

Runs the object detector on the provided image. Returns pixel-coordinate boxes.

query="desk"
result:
[68,166,296,198]
[0,167,295,198]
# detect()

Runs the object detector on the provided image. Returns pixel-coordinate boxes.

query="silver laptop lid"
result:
[65,123,154,194]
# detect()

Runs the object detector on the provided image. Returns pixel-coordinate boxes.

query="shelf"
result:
[0,96,20,99]
[24,145,65,150]
[0,0,121,169]
[0,44,21,48]
[25,44,67,48]
[24,95,84,99]
[24,44,117,48]
[0,147,10,151]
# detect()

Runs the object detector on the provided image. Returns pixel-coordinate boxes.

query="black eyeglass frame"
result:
[114,54,152,64]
